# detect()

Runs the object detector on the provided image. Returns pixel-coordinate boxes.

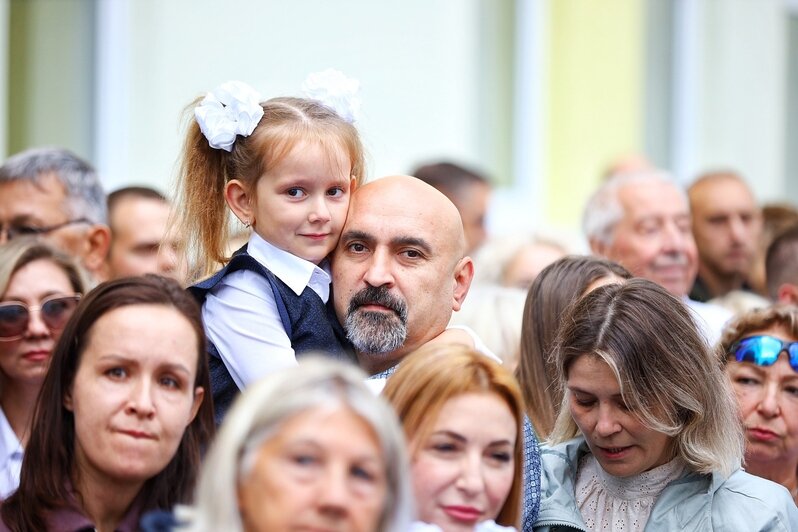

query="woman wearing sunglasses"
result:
[0,238,86,498]
[719,304,798,505]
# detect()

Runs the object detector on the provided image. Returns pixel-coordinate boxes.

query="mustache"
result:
[347,285,408,321]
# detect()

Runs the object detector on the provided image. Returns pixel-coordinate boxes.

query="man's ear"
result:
[225,180,255,226]
[451,257,474,312]
[777,283,798,305]
[83,224,112,281]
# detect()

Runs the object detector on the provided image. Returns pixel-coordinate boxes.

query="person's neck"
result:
[745,457,798,498]
[72,465,143,532]
[0,378,43,446]
[696,265,745,299]
[356,350,406,376]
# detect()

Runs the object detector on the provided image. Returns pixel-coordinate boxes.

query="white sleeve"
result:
[202,269,297,389]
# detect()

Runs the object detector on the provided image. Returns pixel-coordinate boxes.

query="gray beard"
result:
[344,309,407,354]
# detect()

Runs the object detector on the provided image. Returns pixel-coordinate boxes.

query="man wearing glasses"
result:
[0,147,110,284]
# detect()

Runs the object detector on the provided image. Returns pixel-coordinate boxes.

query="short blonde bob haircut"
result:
[549,279,745,477]
[382,344,525,528]
[184,357,412,532]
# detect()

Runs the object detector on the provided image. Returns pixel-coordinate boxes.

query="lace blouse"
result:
[574,453,686,531]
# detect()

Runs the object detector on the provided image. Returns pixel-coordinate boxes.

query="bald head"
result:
[350,175,466,259]
[332,175,474,374]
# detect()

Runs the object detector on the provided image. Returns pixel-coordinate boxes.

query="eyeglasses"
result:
[0,218,91,241]
[729,335,798,373]
[0,294,82,341]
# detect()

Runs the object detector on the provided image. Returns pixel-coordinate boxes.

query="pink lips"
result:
[301,233,330,241]
[118,429,156,440]
[443,505,482,524]
[748,427,779,442]
[597,445,633,459]
[22,350,50,363]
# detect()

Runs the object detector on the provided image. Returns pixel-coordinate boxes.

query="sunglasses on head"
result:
[729,335,798,373]
[0,294,81,341]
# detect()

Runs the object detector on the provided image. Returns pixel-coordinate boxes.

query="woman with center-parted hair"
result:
[0,239,87,498]
[0,275,214,532]
[383,344,526,532]
[180,357,412,532]
[534,278,798,531]
[515,255,631,440]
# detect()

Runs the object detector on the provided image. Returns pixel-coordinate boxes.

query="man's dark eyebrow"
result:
[391,236,432,255]
[341,230,375,243]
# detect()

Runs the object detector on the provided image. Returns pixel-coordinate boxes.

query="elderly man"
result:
[583,170,731,343]
[0,147,110,282]
[105,186,185,282]
[332,175,475,376]
[687,170,763,301]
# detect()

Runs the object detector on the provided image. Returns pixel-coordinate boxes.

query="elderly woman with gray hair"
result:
[180,358,412,531]
[534,279,798,531]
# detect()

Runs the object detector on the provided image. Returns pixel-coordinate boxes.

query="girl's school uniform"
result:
[190,233,352,423]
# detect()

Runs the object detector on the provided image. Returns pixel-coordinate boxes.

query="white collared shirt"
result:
[0,407,23,499]
[203,233,332,389]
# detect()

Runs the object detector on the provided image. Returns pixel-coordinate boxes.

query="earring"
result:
[243,219,251,228]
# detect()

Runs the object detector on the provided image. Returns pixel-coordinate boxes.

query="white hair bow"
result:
[194,81,264,152]
[302,68,361,123]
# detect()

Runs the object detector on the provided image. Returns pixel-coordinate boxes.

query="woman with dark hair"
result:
[0,239,87,498]
[534,279,798,531]
[719,304,798,504]
[515,255,631,439]
[1,275,214,531]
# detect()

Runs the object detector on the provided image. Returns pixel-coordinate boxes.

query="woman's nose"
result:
[25,308,50,339]
[454,451,485,496]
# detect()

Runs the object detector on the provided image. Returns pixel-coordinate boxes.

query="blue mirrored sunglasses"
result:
[729,335,798,373]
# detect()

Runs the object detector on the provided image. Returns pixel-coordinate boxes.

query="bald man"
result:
[332,175,475,376]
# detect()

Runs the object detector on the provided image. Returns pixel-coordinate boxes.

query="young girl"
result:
[177,75,365,422]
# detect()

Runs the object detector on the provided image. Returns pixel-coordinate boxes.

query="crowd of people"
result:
[0,72,797,531]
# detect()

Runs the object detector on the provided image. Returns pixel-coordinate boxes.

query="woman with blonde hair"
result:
[719,304,798,504]
[183,357,412,531]
[0,238,86,498]
[535,279,798,531]
[515,255,630,439]
[383,344,526,531]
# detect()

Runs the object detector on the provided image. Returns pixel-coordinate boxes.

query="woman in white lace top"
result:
[534,279,798,531]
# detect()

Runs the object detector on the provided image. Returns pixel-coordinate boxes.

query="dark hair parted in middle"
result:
[1,275,215,530]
